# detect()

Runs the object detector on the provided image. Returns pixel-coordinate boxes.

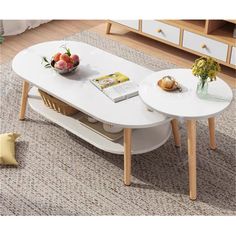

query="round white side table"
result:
[139,69,233,200]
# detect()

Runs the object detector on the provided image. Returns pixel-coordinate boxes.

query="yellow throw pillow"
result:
[0,133,20,165]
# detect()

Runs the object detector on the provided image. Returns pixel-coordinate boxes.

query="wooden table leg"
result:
[19,80,29,120]
[171,119,181,147]
[106,22,112,34]
[124,128,132,186]
[186,120,197,200]
[208,117,216,150]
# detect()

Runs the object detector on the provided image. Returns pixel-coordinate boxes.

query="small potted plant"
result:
[192,56,221,97]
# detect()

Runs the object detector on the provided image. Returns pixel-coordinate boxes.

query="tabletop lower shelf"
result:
[28,87,171,155]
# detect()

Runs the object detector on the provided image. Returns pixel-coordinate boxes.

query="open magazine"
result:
[90,72,139,102]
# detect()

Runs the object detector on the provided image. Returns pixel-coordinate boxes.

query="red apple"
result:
[53,52,61,62]
[55,60,67,70]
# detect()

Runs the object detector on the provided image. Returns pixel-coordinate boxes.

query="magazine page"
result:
[91,72,129,90]
[90,72,139,102]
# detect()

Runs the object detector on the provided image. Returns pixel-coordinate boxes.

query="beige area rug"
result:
[0,30,235,215]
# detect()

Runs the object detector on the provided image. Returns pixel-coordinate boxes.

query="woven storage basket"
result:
[38,89,78,116]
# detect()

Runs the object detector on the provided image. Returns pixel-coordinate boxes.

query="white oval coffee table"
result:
[12,41,176,186]
[139,68,233,200]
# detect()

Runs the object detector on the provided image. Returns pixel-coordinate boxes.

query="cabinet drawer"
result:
[183,31,228,62]
[113,20,139,30]
[230,47,236,65]
[142,20,180,45]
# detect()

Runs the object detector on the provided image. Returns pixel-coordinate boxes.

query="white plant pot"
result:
[103,123,123,133]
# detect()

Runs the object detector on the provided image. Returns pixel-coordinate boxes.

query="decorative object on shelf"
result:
[192,56,221,97]
[102,123,123,133]
[79,116,123,141]
[38,89,78,116]
[87,116,98,123]
[157,75,182,92]
[42,46,80,74]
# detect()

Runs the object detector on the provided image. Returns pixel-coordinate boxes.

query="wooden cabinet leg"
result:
[171,119,181,147]
[19,80,29,120]
[208,117,216,150]
[124,128,132,186]
[106,22,112,34]
[186,120,197,200]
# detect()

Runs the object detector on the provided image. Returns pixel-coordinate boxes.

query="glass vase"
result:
[196,79,208,97]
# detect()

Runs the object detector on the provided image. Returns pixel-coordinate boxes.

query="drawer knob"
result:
[157,29,162,33]
[201,44,207,49]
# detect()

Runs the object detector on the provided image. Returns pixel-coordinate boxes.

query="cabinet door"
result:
[230,47,236,65]
[142,20,180,45]
[113,20,139,30]
[183,30,228,62]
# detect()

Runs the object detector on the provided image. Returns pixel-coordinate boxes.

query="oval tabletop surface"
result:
[12,41,170,128]
[139,69,233,119]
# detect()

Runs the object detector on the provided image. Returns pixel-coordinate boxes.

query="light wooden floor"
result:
[1,20,235,87]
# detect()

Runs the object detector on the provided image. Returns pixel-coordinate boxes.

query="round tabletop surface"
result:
[139,69,233,119]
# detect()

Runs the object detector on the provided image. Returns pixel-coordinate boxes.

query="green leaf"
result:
[42,56,49,63]
[65,47,71,56]
[41,56,52,68]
